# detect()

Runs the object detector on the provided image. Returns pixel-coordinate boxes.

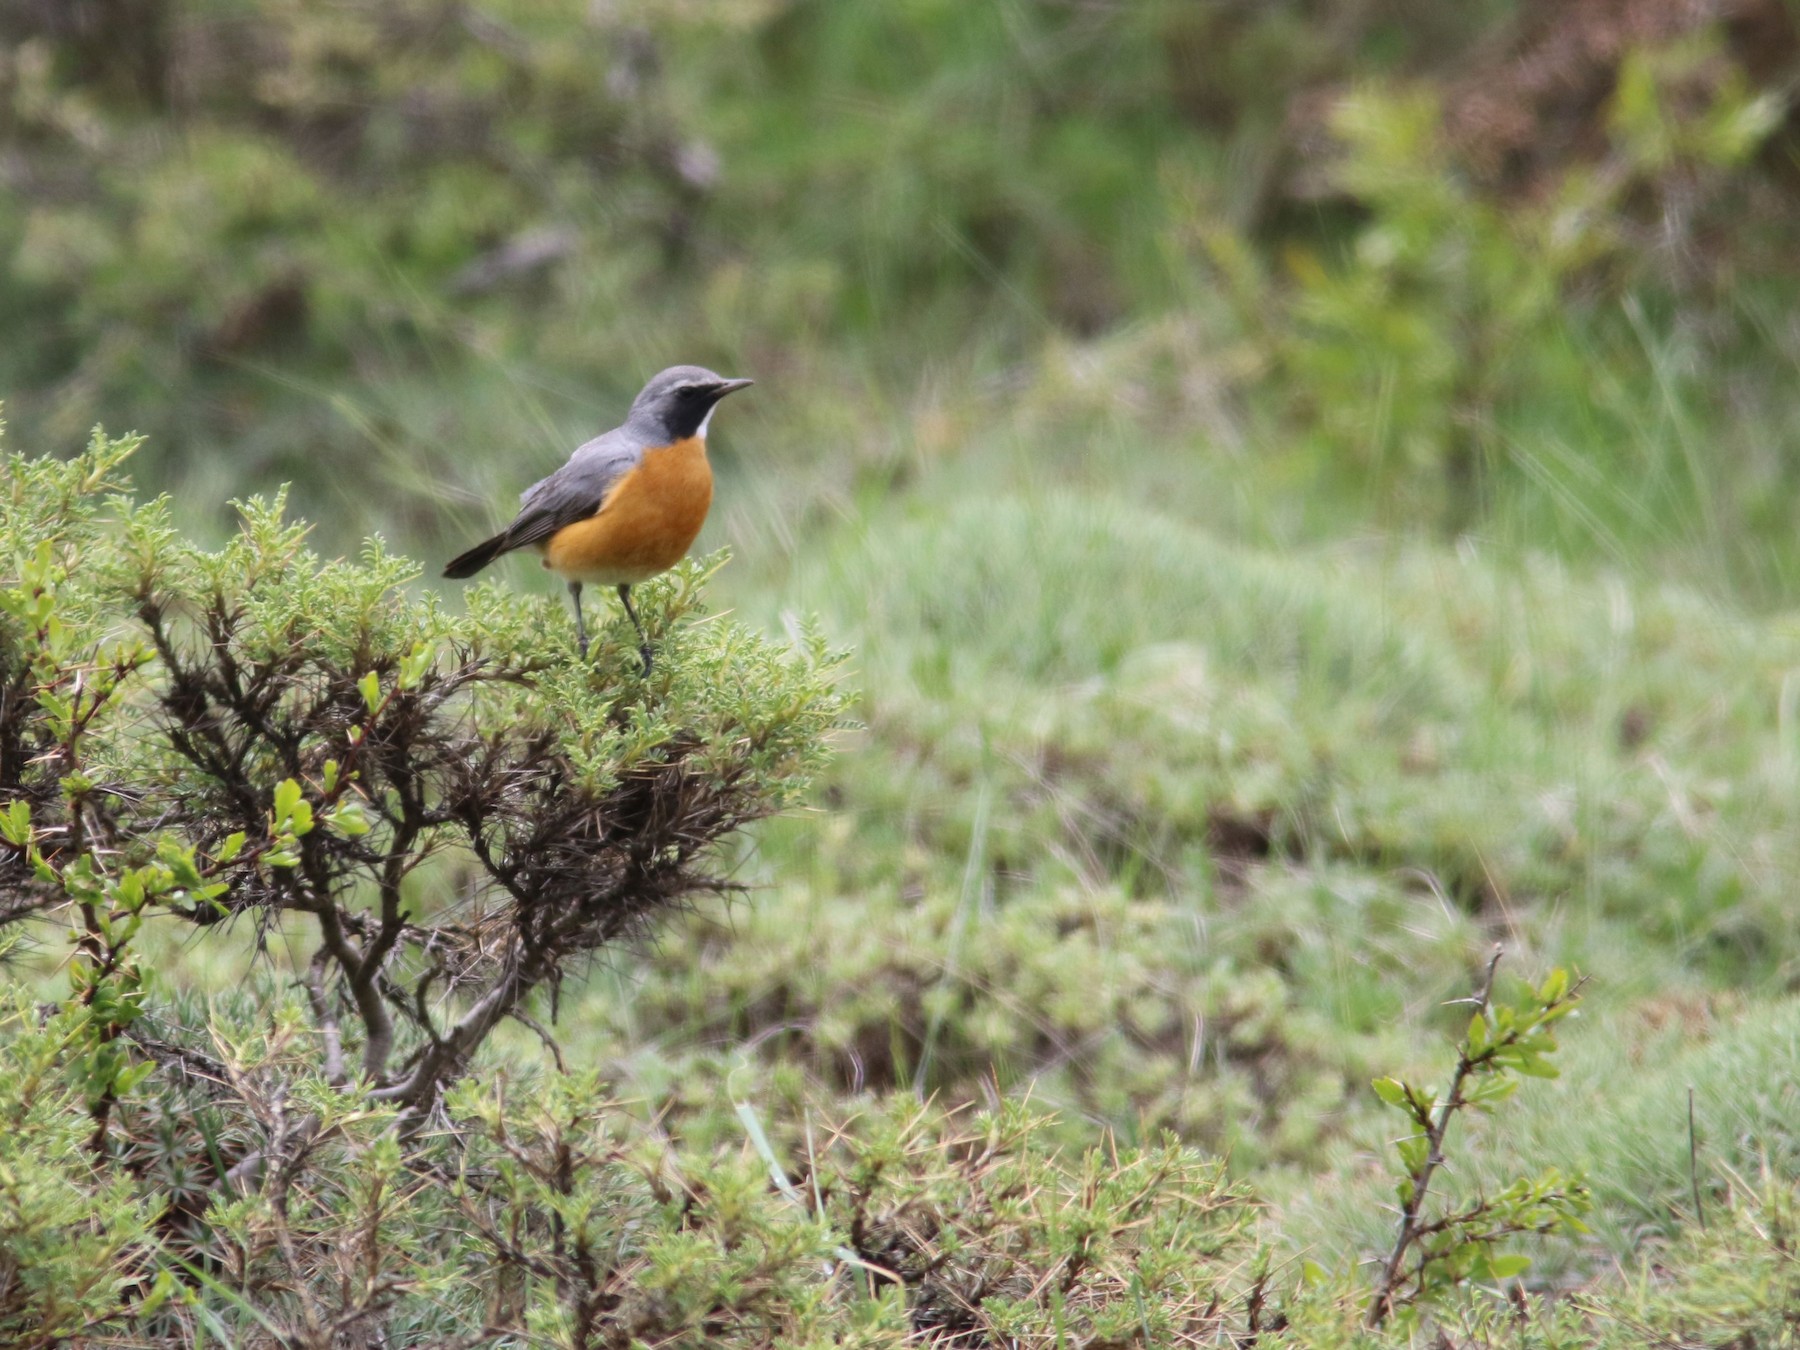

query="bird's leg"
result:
[618,584,652,676]
[568,581,589,659]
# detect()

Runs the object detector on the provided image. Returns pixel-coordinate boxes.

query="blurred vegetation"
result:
[9,0,1800,582]
[11,0,1800,1343]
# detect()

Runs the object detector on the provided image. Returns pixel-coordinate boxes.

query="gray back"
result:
[502,422,655,552]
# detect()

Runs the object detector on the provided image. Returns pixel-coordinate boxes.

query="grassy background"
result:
[11,0,1800,1312]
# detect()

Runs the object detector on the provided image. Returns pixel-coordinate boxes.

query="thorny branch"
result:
[1365,947,1586,1326]
[1366,947,1504,1328]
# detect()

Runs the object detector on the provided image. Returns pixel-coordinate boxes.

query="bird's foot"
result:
[577,636,590,661]
[638,643,653,678]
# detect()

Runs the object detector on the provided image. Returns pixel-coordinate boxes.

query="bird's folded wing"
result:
[499,434,644,551]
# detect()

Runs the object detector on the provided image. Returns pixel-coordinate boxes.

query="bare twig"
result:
[508,1006,567,1074]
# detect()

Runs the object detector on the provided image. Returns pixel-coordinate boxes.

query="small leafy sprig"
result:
[1365,947,1590,1328]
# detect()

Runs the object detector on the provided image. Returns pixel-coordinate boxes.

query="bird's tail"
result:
[443,532,511,579]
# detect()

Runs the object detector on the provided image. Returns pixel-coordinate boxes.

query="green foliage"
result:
[1365,955,1590,1328]
[0,0,1246,512]
[1607,1180,1800,1345]
[0,994,158,1348]
[445,1083,1255,1349]
[1282,1174,1800,1348]
[1212,59,1786,535]
[1252,86,1608,524]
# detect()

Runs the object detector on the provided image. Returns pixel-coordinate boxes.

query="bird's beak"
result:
[713,378,755,398]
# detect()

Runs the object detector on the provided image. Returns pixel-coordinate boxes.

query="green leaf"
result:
[1396,1135,1429,1175]
[326,800,371,837]
[359,671,382,710]
[115,1060,156,1095]
[1486,1253,1531,1279]
[400,640,436,689]
[1372,1076,1408,1107]
[137,1269,181,1318]
[215,831,247,864]
[114,871,145,909]
[1466,1076,1519,1108]
[156,839,205,889]
[0,800,29,847]
[37,691,73,735]
[273,777,302,825]
[1466,1012,1488,1053]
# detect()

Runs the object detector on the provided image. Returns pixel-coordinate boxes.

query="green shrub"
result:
[0,994,159,1348]
[0,425,858,1342]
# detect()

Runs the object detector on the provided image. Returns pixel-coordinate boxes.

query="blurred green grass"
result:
[571,480,1800,1188]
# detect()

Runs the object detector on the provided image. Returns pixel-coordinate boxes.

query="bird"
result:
[443,365,753,674]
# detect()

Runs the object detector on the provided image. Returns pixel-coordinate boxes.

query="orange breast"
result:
[541,437,714,585]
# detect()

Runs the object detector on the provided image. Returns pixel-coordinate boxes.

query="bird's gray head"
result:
[628,364,754,442]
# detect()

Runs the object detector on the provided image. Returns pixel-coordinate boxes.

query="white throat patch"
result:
[697,403,717,439]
